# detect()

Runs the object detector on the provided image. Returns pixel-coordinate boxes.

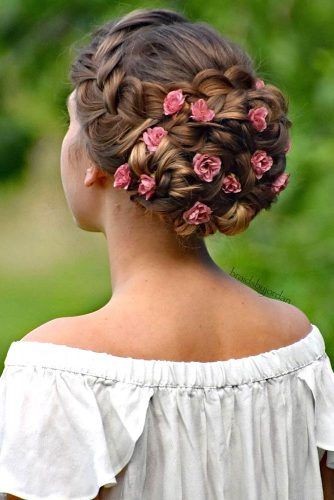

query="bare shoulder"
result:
[20,313,110,353]
[21,316,79,344]
[265,297,313,344]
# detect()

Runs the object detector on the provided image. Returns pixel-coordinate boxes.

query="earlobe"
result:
[84,165,108,187]
[84,166,95,187]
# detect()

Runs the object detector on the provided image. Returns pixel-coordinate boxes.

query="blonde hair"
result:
[69,7,291,241]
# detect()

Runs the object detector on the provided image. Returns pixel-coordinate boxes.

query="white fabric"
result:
[0,322,333,499]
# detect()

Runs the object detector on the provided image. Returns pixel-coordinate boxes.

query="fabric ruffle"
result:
[297,353,334,469]
[0,363,154,500]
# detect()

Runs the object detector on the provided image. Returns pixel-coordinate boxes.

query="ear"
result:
[84,165,108,187]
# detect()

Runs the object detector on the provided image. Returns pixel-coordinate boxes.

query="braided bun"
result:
[69,7,292,241]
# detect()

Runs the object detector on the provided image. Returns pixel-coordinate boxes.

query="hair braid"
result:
[69,8,292,241]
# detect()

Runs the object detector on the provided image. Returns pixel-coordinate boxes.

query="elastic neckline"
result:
[4,323,326,388]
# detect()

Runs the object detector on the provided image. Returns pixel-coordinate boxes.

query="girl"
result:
[1,8,333,499]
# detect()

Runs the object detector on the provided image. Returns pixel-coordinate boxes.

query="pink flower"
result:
[192,153,222,182]
[190,99,215,122]
[143,126,168,152]
[255,78,265,89]
[138,174,156,200]
[222,173,242,193]
[284,139,291,153]
[163,89,185,115]
[113,163,132,190]
[271,172,290,194]
[248,106,268,132]
[250,150,273,179]
[182,200,212,225]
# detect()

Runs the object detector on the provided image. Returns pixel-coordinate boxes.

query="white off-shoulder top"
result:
[0,323,333,500]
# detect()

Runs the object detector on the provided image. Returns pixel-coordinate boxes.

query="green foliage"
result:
[0,115,34,182]
[0,0,333,367]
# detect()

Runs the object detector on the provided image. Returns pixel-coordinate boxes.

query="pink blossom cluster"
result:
[112,84,291,226]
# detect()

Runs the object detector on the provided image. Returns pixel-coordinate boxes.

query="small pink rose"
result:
[255,78,265,89]
[271,172,290,194]
[192,153,222,182]
[248,106,268,132]
[113,163,132,190]
[163,89,185,115]
[250,150,273,179]
[222,173,242,193]
[190,99,215,122]
[138,174,156,200]
[182,200,212,225]
[143,126,168,152]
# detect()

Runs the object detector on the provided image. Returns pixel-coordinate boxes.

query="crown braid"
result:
[69,8,292,240]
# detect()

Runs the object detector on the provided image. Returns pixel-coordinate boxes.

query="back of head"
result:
[69,8,291,242]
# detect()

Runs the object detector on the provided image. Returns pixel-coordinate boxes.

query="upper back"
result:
[21,280,312,362]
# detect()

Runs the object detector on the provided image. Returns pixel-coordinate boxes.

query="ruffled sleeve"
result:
[0,361,154,500]
[297,352,334,469]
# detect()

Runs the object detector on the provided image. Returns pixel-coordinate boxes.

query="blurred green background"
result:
[1,0,333,371]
